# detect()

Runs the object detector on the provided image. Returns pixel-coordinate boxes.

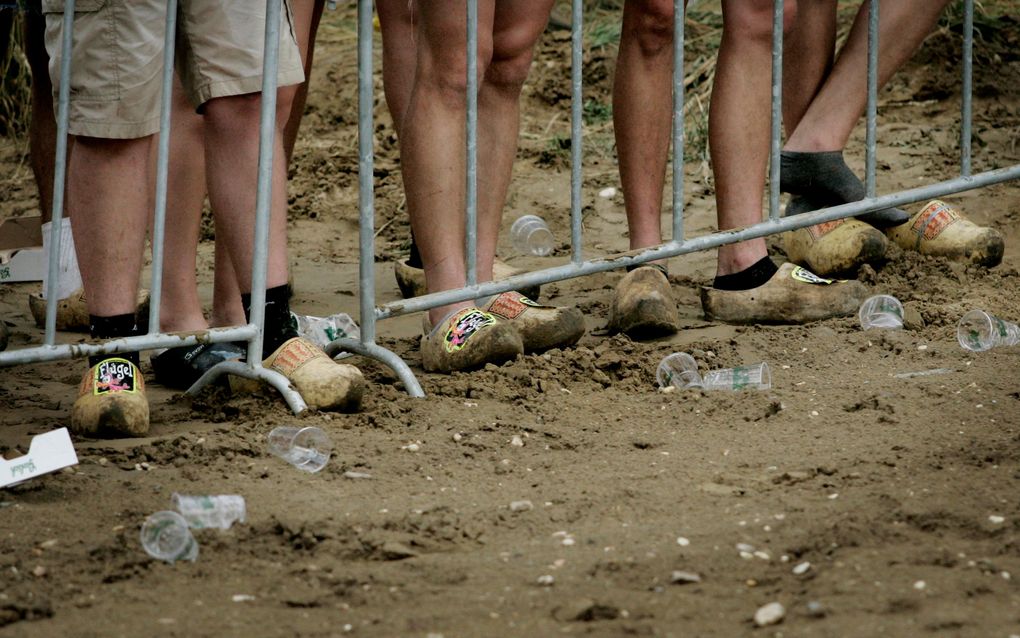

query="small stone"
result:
[509,500,534,512]
[32,565,46,577]
[39,539,58,550]
[805,600,826,618]
[562,537,575,546]
[537,574,555,586]
[510,435,524,447]
[342,471,372,480]
[379,541,418,560]
[913,580,926,590]
[670,570,702,584]
[735,543,755,553]
[404,443,420,452]
[97,458,108,466]
[988,515,1005,524]
[676,536,690,547]
[739,552,754,560]
[793,561,811,575]
[598,186,617,198]
[452,433,463,442]
[753,550,771,561]
[231,594,256,602]
[754,602,785,627]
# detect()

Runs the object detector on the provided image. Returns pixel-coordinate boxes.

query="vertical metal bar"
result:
[670,0,685,241]
[960,0,973,178]
[767,0,783,221]
[357,0,376,344]
[246,0,283,364]
[865,0,879,198]
[147,0,180,335]
[569,0,583,264]
[44,0,76,346]
[465,0,478,287]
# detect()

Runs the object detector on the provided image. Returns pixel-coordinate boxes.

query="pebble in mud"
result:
[509,500,533,512]
[805,600,826,618]
[670,570,702,585]
[510,435,524,447]
[793,561,811,575]
[754,602,785,627]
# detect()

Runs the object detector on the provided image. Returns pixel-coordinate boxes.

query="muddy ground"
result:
[2,3,1020,637]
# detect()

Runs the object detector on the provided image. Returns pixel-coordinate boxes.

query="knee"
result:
[485,47,535,94]
[723,0,798,42]
[418,42,494,107]
[623,0,676,57]
[203,93,263,137]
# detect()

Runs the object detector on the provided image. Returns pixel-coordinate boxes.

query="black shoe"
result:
[150,343,245,390]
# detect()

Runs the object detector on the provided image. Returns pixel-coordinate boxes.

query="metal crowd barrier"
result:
[1,0,1017,412]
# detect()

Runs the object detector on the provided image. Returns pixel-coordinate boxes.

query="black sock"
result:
[713,256,778,291]
[242,284,299,359]
[407,232,423,269]
[88,313,141,368]
[626,263,667,276]
[780,150,908,228]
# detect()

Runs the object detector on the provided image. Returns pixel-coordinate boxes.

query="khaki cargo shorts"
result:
[42,0,305,139]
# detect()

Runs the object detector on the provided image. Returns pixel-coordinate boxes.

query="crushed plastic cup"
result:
[172,493,247,530]
[656,352,703,389]
[140,511,199,563]
[858,294,904,330]
[291,312,360,350]
[511,215,554,256]
[267,426,333,473]
[957,309,1020,352]
[701,362,771,391]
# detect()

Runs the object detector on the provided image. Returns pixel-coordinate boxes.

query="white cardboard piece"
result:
[0,215,45,283]
[1,428,79,488]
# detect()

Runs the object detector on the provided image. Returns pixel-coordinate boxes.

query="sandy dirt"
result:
[2,3,1020,637]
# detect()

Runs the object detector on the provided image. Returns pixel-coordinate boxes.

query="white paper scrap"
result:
[1,428,79,488]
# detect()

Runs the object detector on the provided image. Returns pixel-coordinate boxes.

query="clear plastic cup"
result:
[858,294,904,330]
[702,362,771,391]
[171,493,247,530]
[140,511,199,563]
[511,215,554,256]
[957,309,1020,352]
[656,352,703,389]
[267,426,333,473]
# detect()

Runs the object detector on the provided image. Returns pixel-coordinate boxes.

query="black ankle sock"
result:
[242,284,299,359]
[88,313,140,368]
[626,263,667,276]
[780,150,908,228]
[713,256,778,291]
[407,229,423,269]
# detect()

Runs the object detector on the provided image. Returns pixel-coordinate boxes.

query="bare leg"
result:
[781,0,837,133]
[712,0,798,276]
[22,9,56,222]
[400,1,497,324]
[208,0,324,328]
[158,81,211,333]
[282,0,325,163]
[785,0,950,152]
[614,0,677,251]
[378,0,417,136]
[70,137,152,317]
[474,0,556,281]
[204,93,293,295]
